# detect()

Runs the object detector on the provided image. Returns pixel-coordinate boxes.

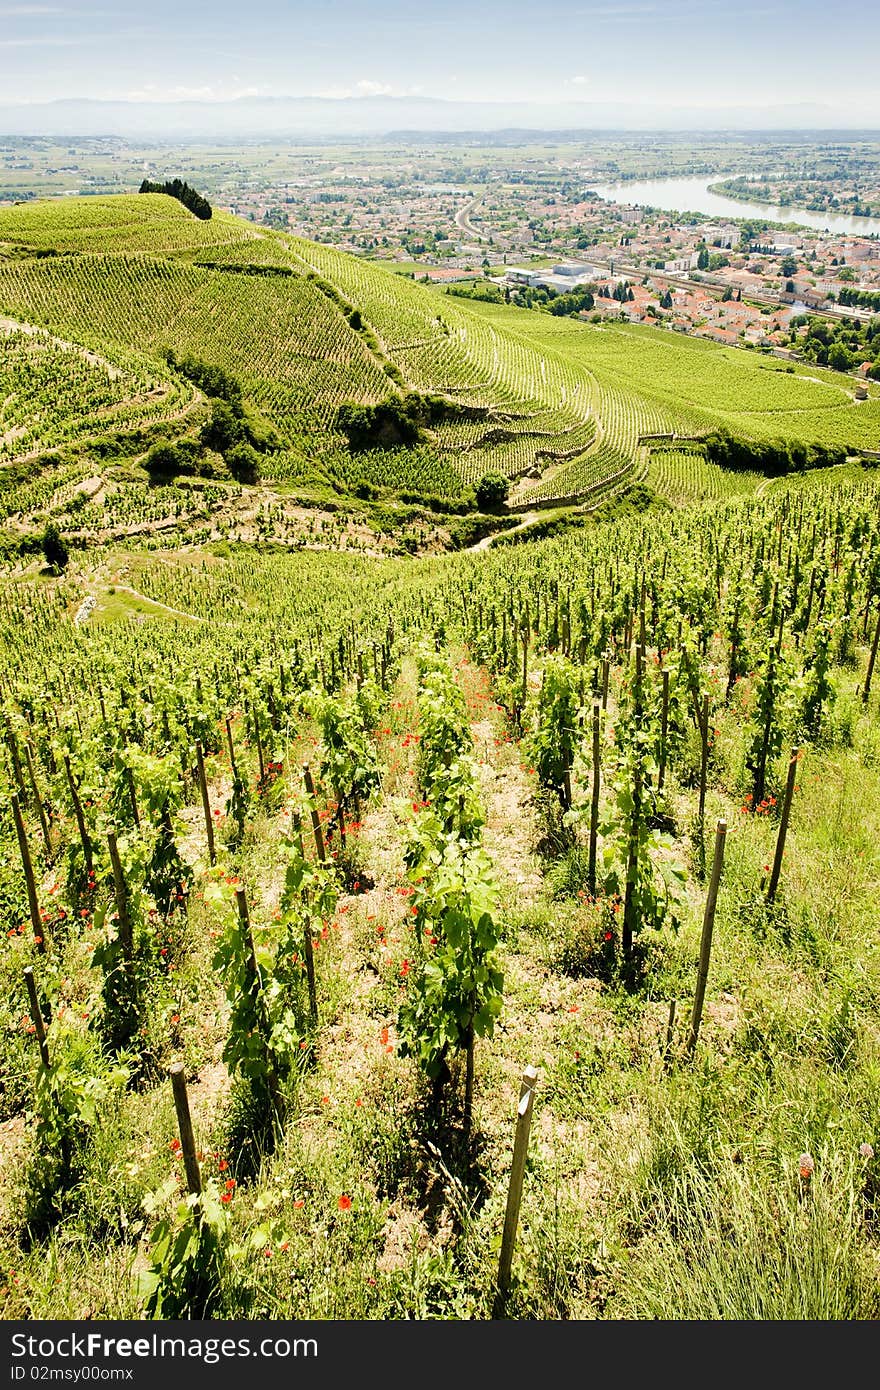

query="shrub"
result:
[225,442,261,484]
[475,472,509,510]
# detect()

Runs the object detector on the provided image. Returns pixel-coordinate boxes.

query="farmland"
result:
[2,189,880,1323]
[2,472,880,1318]
[0,193,877,554]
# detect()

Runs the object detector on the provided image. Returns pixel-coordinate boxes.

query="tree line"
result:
[139,179,212,221]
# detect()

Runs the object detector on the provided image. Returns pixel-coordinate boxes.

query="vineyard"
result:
[645,446,760,506]
[1,467,880,1319]
[1,193,877,538]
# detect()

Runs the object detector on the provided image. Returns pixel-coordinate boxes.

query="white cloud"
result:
[0,5,63,13]
[355,80,394,97]
[314,78,420,100]
[567,75,588,86]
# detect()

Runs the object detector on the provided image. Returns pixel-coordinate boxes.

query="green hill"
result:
[1,191,878,527]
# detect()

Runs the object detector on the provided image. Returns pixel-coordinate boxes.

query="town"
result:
[3,134,879,381]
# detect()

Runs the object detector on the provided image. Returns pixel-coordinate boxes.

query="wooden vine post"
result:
[863,603,880,704]
[698,691,710,826]
[23,742,51,856]
[253,715,266,791]
[292,811,318,1025]
[765,746,800,906]
[225,715,237,778]
[194,741,216,866]
[658,668,670,792]
[588,700,601,897]
[169,1062,202,1198]
[622,644,646,959]
[11,793,45,953]
[125,766,141,831]
[302,764,326,863]
[495,1065,539,1315]
[63,754,93,876]
[463,1024,475,1153]
[106,831,133,964]
[686,819,727,1058]
[520,624,529,718]
[23,966,50,1068]
[235,888,282,1118]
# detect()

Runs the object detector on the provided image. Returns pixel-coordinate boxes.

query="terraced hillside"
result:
[0,193,878,525]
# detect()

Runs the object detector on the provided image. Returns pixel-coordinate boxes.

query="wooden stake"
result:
[23,966,49,1067]
[23,742,51,856]
[766,747,800,906]
[698,692,710,825]
[588,700,601,897]
[254,716,266,790]
[125,766,141,831]
[495,1065,538,1314]
[107,831,133,962]
[292,812,318,1025]
[521,625,529,712]
[658,668,670,792]
[11,793,44,952]
[302,764,326,863]
[686,820,727,1057]
[169,1062,202,1196]
[463,1023,475,1150]
[601,654,610,711]
[195,741,215,866]
[862,603,880,704]
[225,715,237,778]
[235,888,282,1116]
[63,755,92,875]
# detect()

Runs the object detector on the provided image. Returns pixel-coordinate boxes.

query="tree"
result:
[697,245,710,270]
[828,343,853,373]
[41,522,68,572]
[475,472,509,511]
[780,255,798,278]
[225,442,261,484]
[144,441,188,483]
[201,400,244,454]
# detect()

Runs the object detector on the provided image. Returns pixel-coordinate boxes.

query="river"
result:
[589,174,880,237]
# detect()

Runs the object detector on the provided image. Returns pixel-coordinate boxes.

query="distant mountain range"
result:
[1,94,877,138]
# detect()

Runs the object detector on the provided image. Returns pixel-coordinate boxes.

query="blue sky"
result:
[1,0,878,120]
